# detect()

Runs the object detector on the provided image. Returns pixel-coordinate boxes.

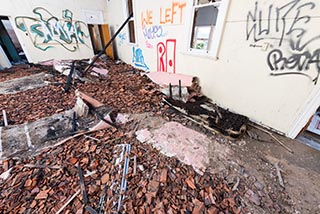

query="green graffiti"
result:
[15,7,89,52]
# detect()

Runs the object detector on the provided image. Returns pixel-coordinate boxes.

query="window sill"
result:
[181,50,219,60]
[125,42,138,47]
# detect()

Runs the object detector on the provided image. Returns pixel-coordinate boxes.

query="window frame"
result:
[188,0,230,59]
[125,0,136,44]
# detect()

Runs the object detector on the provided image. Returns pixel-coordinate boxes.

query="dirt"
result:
[157,108,320,213]
[165,97,249,138]
[216,126,320,214]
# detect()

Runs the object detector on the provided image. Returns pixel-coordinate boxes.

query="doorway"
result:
[88,24,114,59]
[297,106,320,151]
[0,16,27,64]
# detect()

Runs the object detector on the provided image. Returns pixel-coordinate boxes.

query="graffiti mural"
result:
[132,47,149,70]
[157,39,176,73]
[15,7,89,52]
[246,0,320,84]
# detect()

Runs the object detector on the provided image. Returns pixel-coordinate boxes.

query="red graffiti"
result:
[157,39,176,73]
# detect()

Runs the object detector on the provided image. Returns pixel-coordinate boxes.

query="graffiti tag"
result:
[143,25,166,40]
[132,47,149,70]
[141,1,186,28]
[118,33,126,46]
[246,0,320,84]
[157,39,176,73]
[15,7,89,52]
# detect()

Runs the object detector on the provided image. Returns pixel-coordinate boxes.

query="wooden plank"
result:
[99,24,114,59]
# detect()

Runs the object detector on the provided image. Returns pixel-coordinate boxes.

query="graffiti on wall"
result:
[132,47,149,70]
[145,40,153,49]
[157,39,176,73]
[246,0,320,84]
[141,1,186,27]
[141,1,185,48]
[118,33,126,46]
[142,25,167,40]
[15,7,89,52]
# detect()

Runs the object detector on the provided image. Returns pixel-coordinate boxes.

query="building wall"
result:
[107,0,320,137]
[0,0,109,63]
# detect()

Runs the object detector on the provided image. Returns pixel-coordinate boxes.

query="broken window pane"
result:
[127,0,133,15]
[128,21,135,43]
[190,5,219,50]
[127,0,135,43]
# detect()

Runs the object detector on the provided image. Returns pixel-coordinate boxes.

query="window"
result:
[188,0,229,58]
[127,0,136,43]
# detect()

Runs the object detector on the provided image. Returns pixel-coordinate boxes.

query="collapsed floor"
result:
[0,59,319,214]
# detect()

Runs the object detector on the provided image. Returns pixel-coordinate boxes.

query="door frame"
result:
[288,87,320,138]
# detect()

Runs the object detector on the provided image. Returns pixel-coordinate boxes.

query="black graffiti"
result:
[246,0,319,51]
[249,44,263,48]
[267,48,320,84]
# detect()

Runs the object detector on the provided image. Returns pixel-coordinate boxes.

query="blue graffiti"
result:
[132,47,149,70]
[15,7,89,52]
[142,25,166,40]
[118,33,126,46]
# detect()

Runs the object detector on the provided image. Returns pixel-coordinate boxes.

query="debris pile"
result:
[164,97,248,139]
[0,84,75,125]
[0,64,43,82]
[0,60,163,126]
[78,62,164,114]
[0,128,244,214]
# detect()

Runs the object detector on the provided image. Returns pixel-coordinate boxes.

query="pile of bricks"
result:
[0,60,163,126]
[0,64,43,82]
[0,128,244,214]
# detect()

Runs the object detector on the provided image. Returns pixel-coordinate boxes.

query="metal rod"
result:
[169,83,172,98]
[84,135,101,142]
[0,127,2,158]
[56,190,81,214]
[85,13,133,72]
[2,110,8,126]
[77,163,88,205]
[72,111,77,132]
[179,80,182,98]
[64,60,76,92]
[117,144,131,212]
[133,156,137,175]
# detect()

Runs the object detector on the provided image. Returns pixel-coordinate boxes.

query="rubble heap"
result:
[0,128,244,214]
[0,60,163,126]
[0,64,43,82]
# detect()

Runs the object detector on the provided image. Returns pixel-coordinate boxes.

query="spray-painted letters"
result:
[141,1,186,28]
[157,39,176,73]
[15,7,89,52]
[132,47,149,70]
[118,33,126,46]
[143,25,166,40]
[246,0,320,84]
[247,0,320,84]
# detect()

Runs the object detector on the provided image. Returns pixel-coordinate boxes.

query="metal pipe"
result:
[179,80,182,98]
[85,13,133,72]
[117,144,131,212]
[64,60,76,92]
[2,110,8,126]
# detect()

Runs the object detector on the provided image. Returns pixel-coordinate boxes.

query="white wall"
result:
[0,46,11,69]
[0,0,109,63]
[107,0,320,137]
